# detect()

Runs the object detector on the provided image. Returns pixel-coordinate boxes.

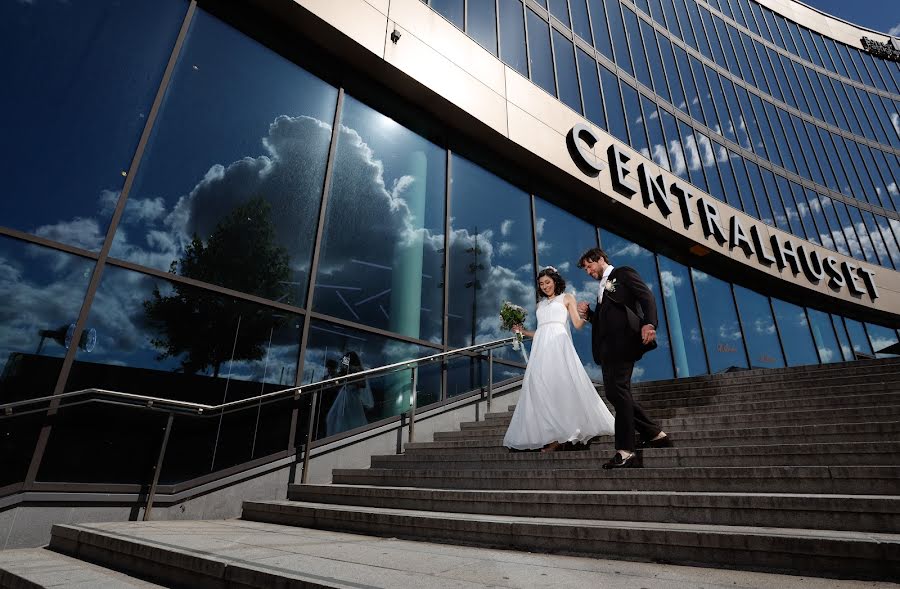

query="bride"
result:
[503,267,615,452]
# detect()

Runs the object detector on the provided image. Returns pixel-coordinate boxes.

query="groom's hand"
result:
[577,301,590,318]
[641,324,657,345]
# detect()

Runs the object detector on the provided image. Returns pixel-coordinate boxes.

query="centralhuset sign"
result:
[567,123,879,302]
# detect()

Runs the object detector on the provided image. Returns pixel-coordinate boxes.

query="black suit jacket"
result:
[589,266,659,365]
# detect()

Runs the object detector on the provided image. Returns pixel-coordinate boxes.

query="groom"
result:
[577,247,671,469]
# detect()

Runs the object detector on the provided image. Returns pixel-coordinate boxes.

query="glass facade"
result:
[1,0,899,496]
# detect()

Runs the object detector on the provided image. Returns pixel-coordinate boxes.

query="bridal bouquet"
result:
[499,301,527,351]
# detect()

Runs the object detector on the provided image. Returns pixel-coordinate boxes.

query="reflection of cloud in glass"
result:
[818,347,834,363]
[660,270,682,297]
[682,134,701,172]
[754,318,776,335]
[718,322,742,340]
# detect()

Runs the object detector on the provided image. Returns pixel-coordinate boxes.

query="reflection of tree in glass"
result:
[143,198,290,376]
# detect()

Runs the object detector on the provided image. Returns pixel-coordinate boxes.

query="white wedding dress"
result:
[503,295,615,449]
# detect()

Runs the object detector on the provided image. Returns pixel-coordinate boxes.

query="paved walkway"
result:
[2,519,898,588]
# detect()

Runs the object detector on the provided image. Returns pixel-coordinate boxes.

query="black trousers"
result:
[601,360,662,451]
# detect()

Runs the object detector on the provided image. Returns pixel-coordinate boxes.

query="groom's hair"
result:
[578,247,610,268]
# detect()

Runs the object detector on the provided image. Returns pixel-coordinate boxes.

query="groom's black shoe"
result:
[601,452,642,469]
[638,434,673,449]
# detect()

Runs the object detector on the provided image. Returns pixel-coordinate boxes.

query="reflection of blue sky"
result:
[0,237,95,388]
[0,0,187,247]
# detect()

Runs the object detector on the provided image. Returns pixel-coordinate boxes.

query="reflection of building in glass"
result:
[1,0,898,500]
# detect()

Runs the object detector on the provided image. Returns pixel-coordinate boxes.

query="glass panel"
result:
[804,189,832,250]
[674,0,696,49]
[761,168,788,231]
[577,49,605,128]
[819,195,849,256]
[674,45,699,119]
[733,285,784,369]
[598,231,674,381]
[431,0,464,28]
[552,29,582,113]
[0,237,95,403]
[642,97,670,171]
[692,270,747,373]
[303,320,441,438]
[678,121,708,193]
[807,308,841,364]
[41,265,302,484]
[658,34,687,113]
[866,323,899,358]
[716,148,741,210]
[623,6,652,89]
[314,96,446,343]
[605,0,631,75]
[744,161,772,226]
[771,299,818,366]
[468,0,498,54]
[447,156,534,349]
[833,200,866,262]
[600,65,627,142]
[587,0,614,61]
[534,199,600,379]
[0,237,95,489]
[500,0,528,76]
[790,182,818,245]
[0,0,187,249]
[641,21,667,101]
[861,210,893,269]
[570,0,592,44]
[657,255,707,377]
[549,0,571,27]
[526,8,556,96]
[831,314,853,362]
[732,153,759,217]
[775,176,803,238]
[621,82,647,154]
[110,11,337,308]
[844,318,874,358]
[661,110,688,181]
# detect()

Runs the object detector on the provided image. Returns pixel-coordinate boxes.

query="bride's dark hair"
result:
[536,267,566,299]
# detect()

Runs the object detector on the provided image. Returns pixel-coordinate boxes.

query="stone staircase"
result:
[3,358,900,586]
[246,358,900,580]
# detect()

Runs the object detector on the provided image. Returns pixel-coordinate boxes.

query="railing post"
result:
[300,390,319,484]
[143,412,174,521]
[487,349,494,415]
[407,366,417,448]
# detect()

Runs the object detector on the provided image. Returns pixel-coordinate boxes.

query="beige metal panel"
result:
[388,0,506,97]
[292,0,387,58]
[505,67,586,137]
[507,102,600,192]
[384,24,509,137]
[753,0,894,47]
[363,0,389,15]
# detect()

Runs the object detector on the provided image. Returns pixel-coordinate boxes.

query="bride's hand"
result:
[512,324,523,334]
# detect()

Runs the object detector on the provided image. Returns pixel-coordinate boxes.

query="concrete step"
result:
[468,403,900,433]
[633,380,900,410]
[377,441,900,469]
[484,389,900,424]
[0,547,167,588]
[240,501,900,581]
[434,411,900,443]
[287,484,900,533]
[331,465,900,494]
[626,360,900,396]
[413,420,900,450]
[457,404,900,435]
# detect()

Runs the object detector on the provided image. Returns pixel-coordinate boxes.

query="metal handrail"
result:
[0,336,521,417]
[2,335,526,519]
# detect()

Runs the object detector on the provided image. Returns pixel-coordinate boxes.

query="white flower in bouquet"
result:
[499,301,528,350]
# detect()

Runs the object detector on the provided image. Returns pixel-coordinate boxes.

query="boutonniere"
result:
[604,278,618,293]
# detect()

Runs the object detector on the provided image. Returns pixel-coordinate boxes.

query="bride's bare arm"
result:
[565,294,587,330]
[512,323,535,338]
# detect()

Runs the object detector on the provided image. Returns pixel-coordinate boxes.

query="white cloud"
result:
[889,22,900,36]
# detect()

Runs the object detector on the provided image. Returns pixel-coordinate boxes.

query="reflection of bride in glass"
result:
[325,351,374,437]
[503,267,615,452]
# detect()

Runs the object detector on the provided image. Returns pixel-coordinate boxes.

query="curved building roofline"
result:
[754,0,896,48]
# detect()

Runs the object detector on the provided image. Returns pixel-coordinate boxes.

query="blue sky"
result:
[802,0,900,36]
